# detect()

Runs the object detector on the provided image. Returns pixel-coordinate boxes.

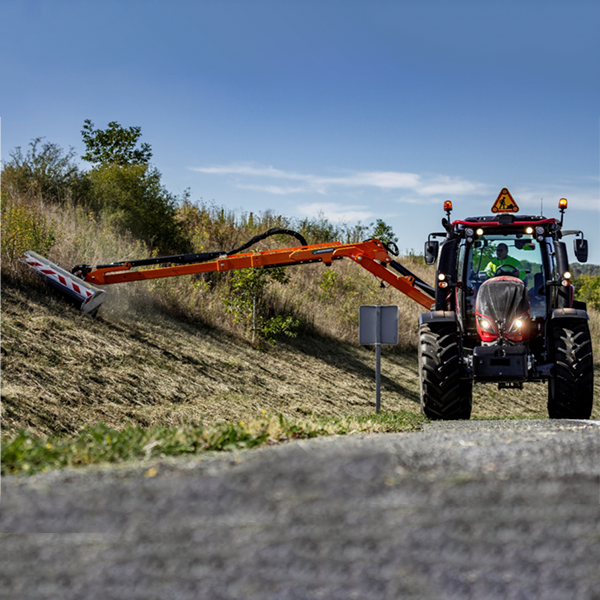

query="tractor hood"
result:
[475,276,530,342]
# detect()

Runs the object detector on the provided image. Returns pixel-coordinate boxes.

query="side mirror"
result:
[424,240,439,265]
[574,238,588,263]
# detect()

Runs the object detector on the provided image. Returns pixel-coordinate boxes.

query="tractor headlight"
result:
[508,316,528,334]
[477,316,495,332]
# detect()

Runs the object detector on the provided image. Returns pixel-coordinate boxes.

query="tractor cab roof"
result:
[450,216,561,238]
[445,215,563,242]
[454,215,558,226]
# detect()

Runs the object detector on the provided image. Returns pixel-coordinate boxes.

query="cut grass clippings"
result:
[1,410,427,476]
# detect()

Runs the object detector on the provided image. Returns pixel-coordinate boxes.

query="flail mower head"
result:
[20,251,107,315]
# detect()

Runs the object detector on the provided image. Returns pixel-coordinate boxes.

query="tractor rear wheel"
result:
[548,320,594,419]
[418,322,472,420]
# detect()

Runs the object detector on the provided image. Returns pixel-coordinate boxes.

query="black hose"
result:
[74,228,309,276]
[226,228,308,256]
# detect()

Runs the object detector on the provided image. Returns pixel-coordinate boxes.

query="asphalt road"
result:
[1,419,599,600]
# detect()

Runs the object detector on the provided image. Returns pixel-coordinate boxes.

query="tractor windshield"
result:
[460,233,548,321]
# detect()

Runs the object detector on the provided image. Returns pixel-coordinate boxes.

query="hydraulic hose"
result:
[226,228,308,256]
[72,228,309,277]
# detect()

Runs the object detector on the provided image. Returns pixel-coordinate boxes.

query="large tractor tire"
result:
[548,320,594,419]
[418,322,472,420]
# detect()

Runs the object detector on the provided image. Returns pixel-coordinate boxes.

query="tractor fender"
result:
[550,308,589,321]
[418,310,457,326]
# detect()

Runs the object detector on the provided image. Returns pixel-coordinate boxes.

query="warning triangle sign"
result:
[492,188,519,213]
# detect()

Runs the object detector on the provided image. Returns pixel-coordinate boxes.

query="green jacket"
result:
[484,255,525,280]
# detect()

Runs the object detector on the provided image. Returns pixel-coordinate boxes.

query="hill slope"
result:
[3,275,598,438]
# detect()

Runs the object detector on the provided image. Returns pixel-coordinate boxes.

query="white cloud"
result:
[516,186,600,212]
[191,163,488,198]
[237,183,310,195]
[297,202,374,223]
[415,175,487,196]
[196,165,307,181]
[318,171,421,190]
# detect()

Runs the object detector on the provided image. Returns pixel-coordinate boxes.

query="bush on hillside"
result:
[87,163,189,254]
[2,127,189,255]
[1,138,90,205]
[574,275,600,311]
[0,195,57,266]
[80,120,189,254]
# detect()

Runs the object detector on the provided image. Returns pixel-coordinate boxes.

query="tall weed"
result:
[0,195,57,271]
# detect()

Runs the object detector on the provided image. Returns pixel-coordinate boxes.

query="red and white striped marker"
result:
[20,251,107,314]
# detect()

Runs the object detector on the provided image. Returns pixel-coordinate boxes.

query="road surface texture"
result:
[1,419,599,599]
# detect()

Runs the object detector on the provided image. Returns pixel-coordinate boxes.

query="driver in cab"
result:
[484,243,526,280]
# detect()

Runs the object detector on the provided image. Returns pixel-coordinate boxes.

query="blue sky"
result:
[2,0,599,262]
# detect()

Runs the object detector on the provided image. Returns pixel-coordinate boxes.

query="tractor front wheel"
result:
[548,320,594,419]
[418,322,472,420]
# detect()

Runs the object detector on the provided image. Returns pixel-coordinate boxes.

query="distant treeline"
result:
[570,263,600,277]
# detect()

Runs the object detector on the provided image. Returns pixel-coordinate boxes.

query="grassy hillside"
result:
[2,190,599,475]
[3,268,599,438]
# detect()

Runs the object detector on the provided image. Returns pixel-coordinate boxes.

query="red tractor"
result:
[420,193,593,419]
[21,190,594,419]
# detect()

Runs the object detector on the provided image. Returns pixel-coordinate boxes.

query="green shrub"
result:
[0,196,57,264]
[1,138,89,205]
[222,266,300,345]
[574,275,600,311]
[87,163,189,254]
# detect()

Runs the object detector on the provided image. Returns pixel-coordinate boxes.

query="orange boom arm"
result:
[82,239,435,309]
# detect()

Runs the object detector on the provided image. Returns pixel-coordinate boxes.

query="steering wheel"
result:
[495,264,520,277]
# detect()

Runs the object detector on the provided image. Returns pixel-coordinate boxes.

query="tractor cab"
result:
[458,228,551,347]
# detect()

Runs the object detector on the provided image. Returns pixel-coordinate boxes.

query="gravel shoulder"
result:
[1,419,599,599]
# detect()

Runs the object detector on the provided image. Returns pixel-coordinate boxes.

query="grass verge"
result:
[1,410,427,476]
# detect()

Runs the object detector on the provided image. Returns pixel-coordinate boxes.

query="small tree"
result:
[81,120,188,254]
[370,219,398,246]
[223,266,300,346]
[81,120,152,166]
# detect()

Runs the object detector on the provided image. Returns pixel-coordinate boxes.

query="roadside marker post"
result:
[359,305,399,413]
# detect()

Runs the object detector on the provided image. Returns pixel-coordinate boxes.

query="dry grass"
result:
[1,194,599,443]
[2,276,599,440]
[0,277,423,437]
